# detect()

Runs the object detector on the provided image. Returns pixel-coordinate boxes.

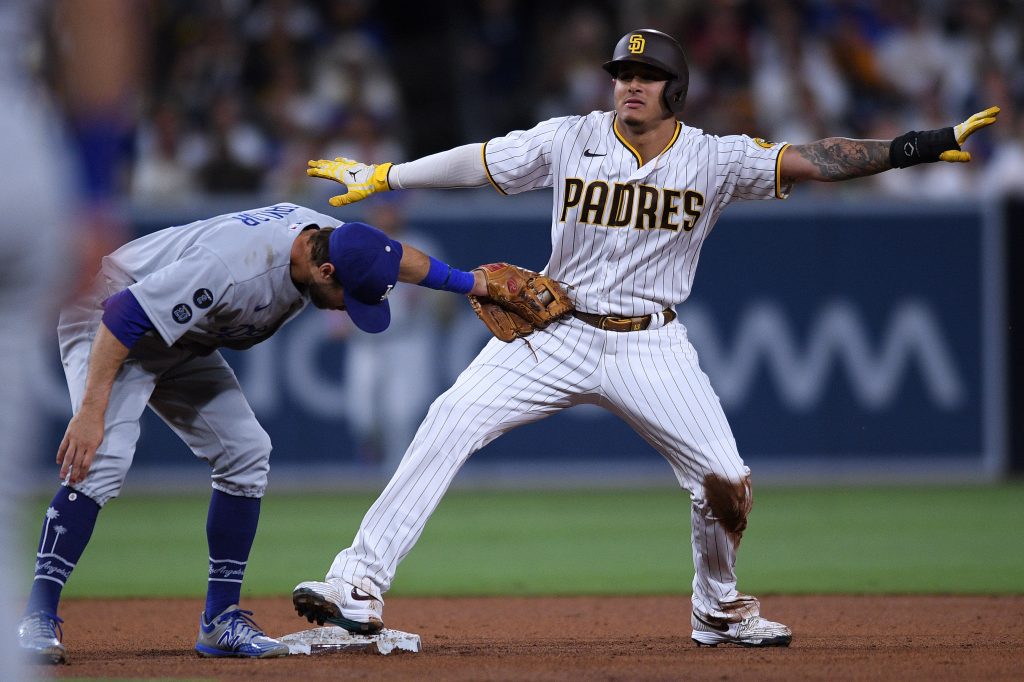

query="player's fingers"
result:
[56,434,69,465]
[957,117,998,143]
[968,105,1001,124]
[59,443,77,480]
[955,106,1000,144]
[71,449,95,484]
[938,150,971,163]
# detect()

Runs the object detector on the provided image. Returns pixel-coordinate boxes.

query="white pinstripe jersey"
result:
[483,111,790,317]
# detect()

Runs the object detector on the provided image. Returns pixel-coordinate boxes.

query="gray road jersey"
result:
[483,111,789,317]
[102,203,338,353]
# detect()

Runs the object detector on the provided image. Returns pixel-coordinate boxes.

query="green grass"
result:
[20,484,1024,599]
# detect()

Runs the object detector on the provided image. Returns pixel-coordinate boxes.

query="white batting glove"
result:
[939,106,1000,163]
[306,157,393,207]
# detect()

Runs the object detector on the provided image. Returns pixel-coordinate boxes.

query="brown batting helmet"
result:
[602,29,689,114]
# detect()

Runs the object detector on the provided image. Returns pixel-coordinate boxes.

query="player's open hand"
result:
[939,106,1000,163]
[57,409,105,485]
[306,157,393,207]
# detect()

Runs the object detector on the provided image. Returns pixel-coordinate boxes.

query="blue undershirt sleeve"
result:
[101,288,155,349]
[419,256,476,294]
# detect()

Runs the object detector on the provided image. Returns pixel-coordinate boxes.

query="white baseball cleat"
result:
[292,580,384,635]
[691,611,792,647]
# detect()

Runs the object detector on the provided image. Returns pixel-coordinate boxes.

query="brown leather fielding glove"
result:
[468,263,574,342]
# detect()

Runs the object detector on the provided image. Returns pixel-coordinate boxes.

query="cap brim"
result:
[345,296,391,333]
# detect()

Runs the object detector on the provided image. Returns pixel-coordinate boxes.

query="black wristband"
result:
[889,127,958,168]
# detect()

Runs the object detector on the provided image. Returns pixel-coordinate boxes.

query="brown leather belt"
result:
[572,309,676,332]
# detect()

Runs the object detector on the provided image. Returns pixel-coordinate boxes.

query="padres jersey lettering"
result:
[561,179,704,231]
[483,112,788,317]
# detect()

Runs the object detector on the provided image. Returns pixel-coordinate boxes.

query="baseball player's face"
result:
[613,64,670,126]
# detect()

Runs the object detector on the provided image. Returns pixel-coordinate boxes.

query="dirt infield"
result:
[39,595,1023,681]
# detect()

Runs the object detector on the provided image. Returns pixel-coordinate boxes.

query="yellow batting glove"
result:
[306,157,393,207]
[938,106,1000,163]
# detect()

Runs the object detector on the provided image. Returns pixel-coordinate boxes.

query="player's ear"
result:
[318,262,336,282]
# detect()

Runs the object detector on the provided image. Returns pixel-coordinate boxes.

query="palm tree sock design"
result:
[204,490,261,619]
[25,487,101,616]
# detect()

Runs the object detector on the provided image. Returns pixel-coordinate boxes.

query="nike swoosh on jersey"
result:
[583,149,606,157]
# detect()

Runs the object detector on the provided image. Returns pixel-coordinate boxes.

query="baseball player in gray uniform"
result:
[17,202,490,663]
[294,30,998,647]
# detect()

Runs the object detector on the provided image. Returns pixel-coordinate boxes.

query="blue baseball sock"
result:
[204,490,261,620]
[25,487,101,616]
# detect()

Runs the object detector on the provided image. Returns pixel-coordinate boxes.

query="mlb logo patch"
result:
[172,303,193,324]
[193,288,214,309]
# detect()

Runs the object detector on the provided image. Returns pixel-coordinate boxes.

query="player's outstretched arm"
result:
[307,145,489,207]
[398,242,488,296]
[780,106,1000,184]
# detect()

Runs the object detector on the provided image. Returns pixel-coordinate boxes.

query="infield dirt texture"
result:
[41,594,1024,680]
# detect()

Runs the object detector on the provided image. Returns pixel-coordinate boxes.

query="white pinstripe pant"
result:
[328,316,759,621]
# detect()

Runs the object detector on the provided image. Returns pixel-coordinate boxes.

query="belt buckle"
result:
[604,315,634,331]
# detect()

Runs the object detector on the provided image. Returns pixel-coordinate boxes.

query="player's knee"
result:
[210,428,272,496]
[71,451,130,506]
[701,472,753,538]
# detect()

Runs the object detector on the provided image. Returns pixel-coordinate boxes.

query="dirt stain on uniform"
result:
[703,473,752,546]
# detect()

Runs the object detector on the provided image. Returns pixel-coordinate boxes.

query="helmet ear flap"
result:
[663,78,688,114]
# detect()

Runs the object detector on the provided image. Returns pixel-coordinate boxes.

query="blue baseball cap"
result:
[328,221,403,333]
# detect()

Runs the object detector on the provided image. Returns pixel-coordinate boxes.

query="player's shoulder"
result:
[522,111,610,135]
[679,121,706,138]
[203,202,325,275]
[700,128,787,151]
[577,110,615,131]
[526,111,614,142]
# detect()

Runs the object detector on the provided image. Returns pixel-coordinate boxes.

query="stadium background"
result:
[22,0,1023,487]
[8,4,1024,677]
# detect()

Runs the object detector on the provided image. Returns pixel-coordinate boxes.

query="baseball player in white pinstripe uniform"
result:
[294,29,998,647]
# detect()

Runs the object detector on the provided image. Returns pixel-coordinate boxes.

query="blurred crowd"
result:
[32,0,1024,204]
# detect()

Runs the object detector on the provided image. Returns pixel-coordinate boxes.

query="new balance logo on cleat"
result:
[194,606,289,658]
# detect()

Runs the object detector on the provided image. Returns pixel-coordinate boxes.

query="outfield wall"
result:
[26,193,1009,488]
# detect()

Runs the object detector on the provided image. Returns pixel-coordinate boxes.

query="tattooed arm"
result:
[779,138,892,184]
[779,107,1001,185]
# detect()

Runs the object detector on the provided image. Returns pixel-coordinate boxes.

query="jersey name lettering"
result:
[232,204,301,227]
[560,178,705,231]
